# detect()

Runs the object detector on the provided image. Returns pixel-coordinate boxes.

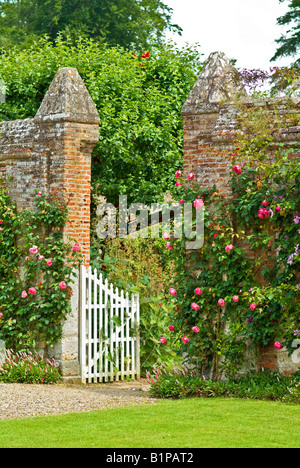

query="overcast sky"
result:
[164,0,293,70]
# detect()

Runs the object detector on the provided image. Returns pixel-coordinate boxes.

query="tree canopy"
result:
[272,0,300,62]
[0,0,182,50]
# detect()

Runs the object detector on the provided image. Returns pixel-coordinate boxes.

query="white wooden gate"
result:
[80,265,140,383]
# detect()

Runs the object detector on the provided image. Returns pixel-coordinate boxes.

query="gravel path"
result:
[0,381,156,420]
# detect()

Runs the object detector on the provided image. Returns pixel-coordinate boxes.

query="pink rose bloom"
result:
[188,172,194,181]
[160,337,167,344]
[195,288,203,295]
[169,287,177,296]
[59,281,67,290]
[38,255,44,260]
[233,295,239,302]
[191,303,200,311]
[250,303,257,311]
[29,246,38,254]
[225,244,234,252]
[233,165,242,174]
[175,170,182,178]
[182,336,189,344]
[179,199,184,205]
[37,191,42,195]
[21,290,28,298]
[214,233,220,239]
[166,242,173,250]
[275,206,281,212]
[72,243,80,252]
[46,259,52,266]
[192,326,200,333]
[262,200,269,206]
[193,198,204,210]
[168,325,175,331]
[0,313,2,319]
[163,232,170,240]
[175,181,182,187]
[274,341,283,350]
[218,299,225,307]
[28,287,37,295]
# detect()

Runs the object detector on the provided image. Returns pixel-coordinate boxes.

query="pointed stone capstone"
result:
[182,51,247,114]
[35,67,100,124]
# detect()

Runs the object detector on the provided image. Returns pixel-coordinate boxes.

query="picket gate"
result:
[80,265,140,383]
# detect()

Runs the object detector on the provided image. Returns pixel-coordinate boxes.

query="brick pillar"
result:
[0,68,100,382]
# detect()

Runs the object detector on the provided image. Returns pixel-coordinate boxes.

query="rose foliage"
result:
[0,187,82,351]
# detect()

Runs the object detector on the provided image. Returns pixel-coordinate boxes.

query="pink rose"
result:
[163,233,170,240]
[37,191,42,195]
[193,198,204,210]
[192,326,200,333]
[0,313,2,319]
[169,287,177,296]
[188,172,194,181]
[175,170,182,178]
[21,290,28,298]
[168,325,175,331]
[225,244,234,252]
[38,255,44,260]
[250,303,257,311]
[29,246,38,254]
[46,259,52,266]
[233,165,242,174]
[218,299,225,307]
[28,287,37,295]
[214,233,220,239]
[275,206,281,213]
[262,200,269,206]
[179,199,184,205]
[274,341,283,350]
[233,295,239,302]
[59,281,67,290]
[191,303,200,311]
[182,336,189,344]
[72,243,80,252]
[166,242,173,250]
[175,181,182,187]
[195,288,203,295]
[160,337,167,344]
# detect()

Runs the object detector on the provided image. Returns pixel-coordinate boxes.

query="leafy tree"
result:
[0,0,182,50]
[272,0,300,63]
[0,37,203,205]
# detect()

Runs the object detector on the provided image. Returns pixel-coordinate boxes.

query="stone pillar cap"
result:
[182,51,247,115]
[35,67,100,124]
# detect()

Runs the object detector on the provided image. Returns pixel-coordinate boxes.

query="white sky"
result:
[164,0,294,70]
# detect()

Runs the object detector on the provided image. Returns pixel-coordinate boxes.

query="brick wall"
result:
[182,52,300,374]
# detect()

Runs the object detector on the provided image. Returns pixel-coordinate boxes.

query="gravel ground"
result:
[0,381,156,420]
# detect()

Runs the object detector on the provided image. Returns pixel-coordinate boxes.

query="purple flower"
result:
[287,254,295,265]
[293,330,299,336]
[296,284,300,290]
[248,317,253,323]
[294,214,300,224]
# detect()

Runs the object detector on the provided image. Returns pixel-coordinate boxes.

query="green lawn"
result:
[0,398,299,448]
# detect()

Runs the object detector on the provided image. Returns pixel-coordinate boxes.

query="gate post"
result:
[34,68,100,382]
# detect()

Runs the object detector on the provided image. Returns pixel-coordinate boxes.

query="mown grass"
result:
[0,398,299,448]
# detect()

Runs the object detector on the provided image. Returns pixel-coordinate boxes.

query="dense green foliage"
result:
[273,0,300,63]
[0,0,182,50]
[0,38,202,205]
[0,187,82,350]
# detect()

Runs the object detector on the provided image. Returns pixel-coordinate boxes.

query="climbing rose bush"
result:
[0,187,82,350]
[159,142,300,380]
